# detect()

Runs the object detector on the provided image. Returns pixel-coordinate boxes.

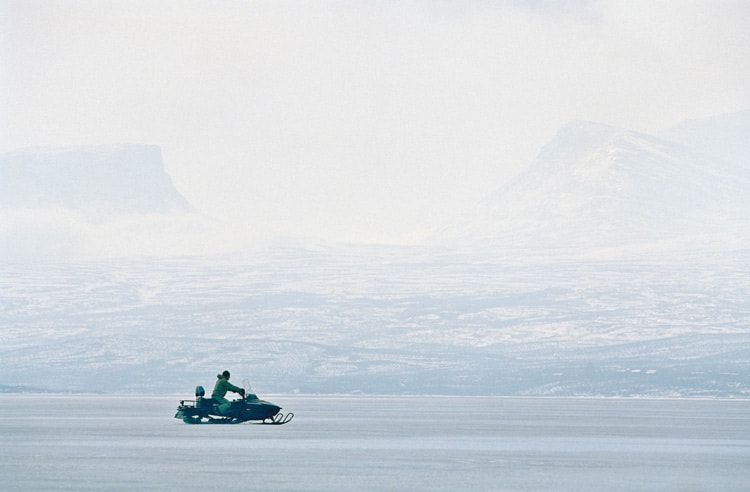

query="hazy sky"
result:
[2,0,749,244]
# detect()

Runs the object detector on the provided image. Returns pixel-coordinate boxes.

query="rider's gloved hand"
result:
[239,389,246,396]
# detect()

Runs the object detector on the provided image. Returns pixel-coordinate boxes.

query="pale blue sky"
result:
[2,0,749,244]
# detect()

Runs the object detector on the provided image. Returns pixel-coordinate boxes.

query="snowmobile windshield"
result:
[242,379,254,394]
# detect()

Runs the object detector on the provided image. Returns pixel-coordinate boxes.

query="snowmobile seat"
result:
[197,397,217,408]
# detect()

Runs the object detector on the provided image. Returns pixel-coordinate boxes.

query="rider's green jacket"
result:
[212,374,243,398]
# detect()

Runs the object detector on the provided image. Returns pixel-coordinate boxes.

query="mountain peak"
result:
[433,119,750,253]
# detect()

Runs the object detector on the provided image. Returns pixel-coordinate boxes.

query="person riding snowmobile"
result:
[212,370,245,414]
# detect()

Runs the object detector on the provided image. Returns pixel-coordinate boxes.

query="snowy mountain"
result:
[660,109,750,169]
[0,144,192,213]
[0,145,233,259]
[433,120,750,254]
[1,119,748,397]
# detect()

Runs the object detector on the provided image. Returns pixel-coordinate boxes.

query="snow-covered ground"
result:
[2,247,748,396]
[1,113,748,396]
[1,395,748,491]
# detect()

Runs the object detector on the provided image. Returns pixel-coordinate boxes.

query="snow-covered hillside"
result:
[660,109,750,169]
[2,115,748,397]
[433,120,750,254]
[1,249,748,396]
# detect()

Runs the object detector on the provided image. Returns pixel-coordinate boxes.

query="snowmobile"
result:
[174,379,293,425]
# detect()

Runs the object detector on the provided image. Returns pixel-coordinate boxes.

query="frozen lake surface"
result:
[1,395,748,491]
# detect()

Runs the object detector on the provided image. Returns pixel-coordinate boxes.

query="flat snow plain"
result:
[1,395,748,491]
